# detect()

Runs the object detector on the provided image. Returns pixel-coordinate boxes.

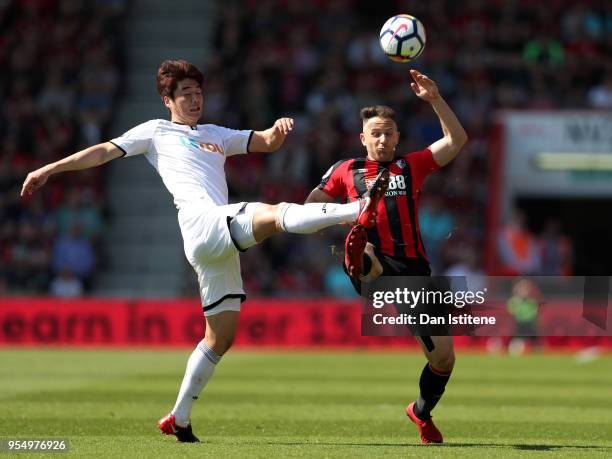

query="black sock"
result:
[413,363,452,421]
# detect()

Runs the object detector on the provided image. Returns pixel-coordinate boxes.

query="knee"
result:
[257,203,287,219]
[430,349,455,373]
[252,203,288,241]
[217,336,235,355]
[275,202,289,210]
[271,202,289,225]
[205,333,235,356]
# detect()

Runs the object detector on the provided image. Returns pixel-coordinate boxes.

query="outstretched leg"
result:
[233,168,390,247]
[254,200,363,241]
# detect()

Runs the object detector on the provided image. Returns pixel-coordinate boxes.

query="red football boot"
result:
[405,402,443,444]
[157,413,200,443]
[356,169,389,228]
[344,224,367,279]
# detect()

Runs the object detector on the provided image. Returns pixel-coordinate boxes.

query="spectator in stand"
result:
[497,211,540,276]
[50,268,83,298]
[0,0,125,294]
[588,74,612,109]
[538,219,573,276]
[52,222,95,290]
[6,0,606,295]
[523,34,565,68]
[210,0,607,292]
[444,245,486,293]
[55,188,103,240]
[419,195,455,273]
[37,69,75,115]
[325,265,358,298]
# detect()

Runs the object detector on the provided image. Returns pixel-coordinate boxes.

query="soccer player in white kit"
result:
[21,59,389,442]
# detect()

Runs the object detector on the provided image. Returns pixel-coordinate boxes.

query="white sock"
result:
[171,340,220,427]
[278,201,361,234]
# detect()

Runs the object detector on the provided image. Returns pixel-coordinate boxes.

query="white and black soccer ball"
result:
[379,14,426,63]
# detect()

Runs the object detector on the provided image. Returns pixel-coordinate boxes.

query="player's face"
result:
[360,116,399,162]
[164,78,203,125]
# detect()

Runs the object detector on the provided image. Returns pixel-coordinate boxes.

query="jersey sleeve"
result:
[317,160,347,199]
[211,125,253,157]
[110,120,159,157]
[404,148,439,187]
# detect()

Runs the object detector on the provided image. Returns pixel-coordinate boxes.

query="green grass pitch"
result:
[1,349,611,458]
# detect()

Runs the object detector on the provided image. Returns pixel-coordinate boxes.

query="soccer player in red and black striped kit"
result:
[306,70,468,444]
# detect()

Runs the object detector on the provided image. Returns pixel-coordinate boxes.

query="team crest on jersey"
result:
[395,159,406,169]
[179,136,224,154]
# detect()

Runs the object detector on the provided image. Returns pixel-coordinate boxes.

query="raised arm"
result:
[248,117,294,153]
[21,142,124,196]
[409,69,468,167]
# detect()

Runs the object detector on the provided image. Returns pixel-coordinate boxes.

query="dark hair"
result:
[156,59,204,99]
[360,105,396,123]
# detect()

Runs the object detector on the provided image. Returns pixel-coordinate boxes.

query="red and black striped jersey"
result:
[318,148,439,261]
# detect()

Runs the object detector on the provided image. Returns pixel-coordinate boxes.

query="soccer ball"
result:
[379,14,426,63]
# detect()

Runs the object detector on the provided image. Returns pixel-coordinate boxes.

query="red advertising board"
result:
[0,298,414,348]
[0,298,610,349]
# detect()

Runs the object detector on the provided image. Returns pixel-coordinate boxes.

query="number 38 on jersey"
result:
[388,175,406,190]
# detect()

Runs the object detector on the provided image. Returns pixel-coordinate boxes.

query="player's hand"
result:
[409,69,440,101]
[21,167,51,197]
[273,117,294,135]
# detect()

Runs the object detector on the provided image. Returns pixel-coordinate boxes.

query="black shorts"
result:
[375,250,432,277]
[350,252,452,337]
[346,250,432,295]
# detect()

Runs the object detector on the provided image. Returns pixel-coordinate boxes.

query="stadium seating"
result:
[2,0,609,296]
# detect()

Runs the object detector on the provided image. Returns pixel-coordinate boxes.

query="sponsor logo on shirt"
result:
[179,136,224,154]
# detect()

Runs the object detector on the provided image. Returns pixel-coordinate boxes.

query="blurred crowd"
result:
[207,0,602,295]
[0,0,126,295]
[497,211,573,277]
[3,0,607,297]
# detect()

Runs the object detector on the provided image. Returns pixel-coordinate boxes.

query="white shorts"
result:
[204,297,241,317]
[178,201,261,315]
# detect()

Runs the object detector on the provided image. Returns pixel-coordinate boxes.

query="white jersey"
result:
[110,119,252,211]
[112,120,254,310]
